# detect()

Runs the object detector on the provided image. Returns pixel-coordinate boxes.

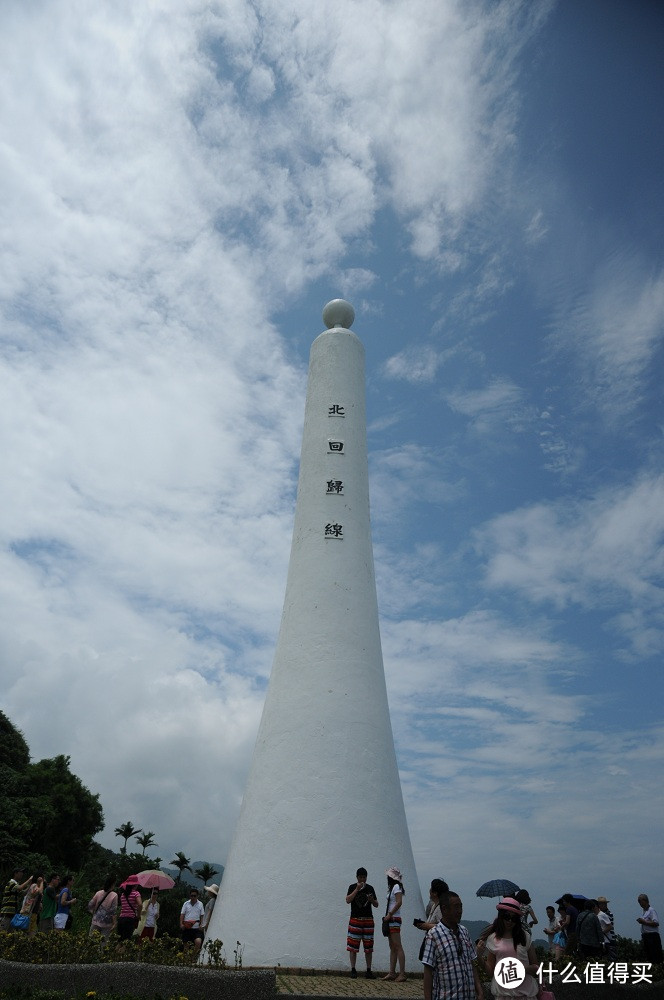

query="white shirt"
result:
[181,899,204,927]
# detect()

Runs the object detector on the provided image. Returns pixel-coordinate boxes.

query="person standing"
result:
[39,874,60,933]
[117,878,142,940]
[637,894,663,964]
[201,883,219,938]
[24,875,44,937]
[415,879,450,932]
[415,879,449,961]
[558,894,579,954]
[421,891,483,1000]
[88,876,118,940]
[139,887,160,940]
[543,906,557,956]
[515,890,537,932]
[596,896,616,959]
[551,905,568,960]
[483,896,539,999]
[1,869,32,931]
[576,900,604,958]
[382,866,407,982]
[346,867,378,979]
[54,875,76,930]
[180,887,205,951]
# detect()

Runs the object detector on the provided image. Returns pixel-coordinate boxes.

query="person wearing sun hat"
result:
[382,866,407,982]
[202,883,219,938]
[482,897,539,997]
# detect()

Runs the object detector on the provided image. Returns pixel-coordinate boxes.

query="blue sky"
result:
[1,0,662,940]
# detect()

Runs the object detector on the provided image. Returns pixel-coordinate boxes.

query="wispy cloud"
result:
[551,251,664,422]
[478,474,664,651]
[446,378,524,420]
[382,346,443,383]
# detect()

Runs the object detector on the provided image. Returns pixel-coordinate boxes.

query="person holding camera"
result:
[414,878,449,959]
[346,867,378,979]
[415,878,450,933]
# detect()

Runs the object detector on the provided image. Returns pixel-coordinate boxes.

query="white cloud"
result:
[551,251,664,422]
[446,377,524,419]
[383,346,442,383]
[381,607,664,934]
[370,444,466,532]
[478,474,664,652]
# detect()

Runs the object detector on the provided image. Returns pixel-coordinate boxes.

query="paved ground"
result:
[276,971,422,997]
[275,970,664,999]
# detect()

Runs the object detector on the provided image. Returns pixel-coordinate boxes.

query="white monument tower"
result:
[205,300,423,969]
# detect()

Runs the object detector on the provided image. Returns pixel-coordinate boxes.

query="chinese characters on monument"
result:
[326,405,345,536]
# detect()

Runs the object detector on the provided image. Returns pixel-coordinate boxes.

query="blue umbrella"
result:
[476,879,520,898]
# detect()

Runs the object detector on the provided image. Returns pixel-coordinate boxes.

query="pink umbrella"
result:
[135,869,175,890]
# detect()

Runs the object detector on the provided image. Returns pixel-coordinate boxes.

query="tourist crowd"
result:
[0,867,219,951]
[2,863,662,1000]
[344,866,662,999]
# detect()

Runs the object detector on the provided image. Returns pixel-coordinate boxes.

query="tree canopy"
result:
[170,851,192,883]
[0,710,103,871]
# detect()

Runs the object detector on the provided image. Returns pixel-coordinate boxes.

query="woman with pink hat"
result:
[482,897,538,998]
[382,867,406,982]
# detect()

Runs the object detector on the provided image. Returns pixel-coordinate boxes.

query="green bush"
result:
[0,929,226,968]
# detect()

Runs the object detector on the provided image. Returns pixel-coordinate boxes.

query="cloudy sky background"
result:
[1,0,663,938]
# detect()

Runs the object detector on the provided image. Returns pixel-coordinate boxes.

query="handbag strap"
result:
[94,891,113,915]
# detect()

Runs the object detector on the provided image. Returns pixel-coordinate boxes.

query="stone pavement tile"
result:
[276,973,421,997]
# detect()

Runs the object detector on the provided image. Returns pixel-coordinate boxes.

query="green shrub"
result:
[0,929,226,968]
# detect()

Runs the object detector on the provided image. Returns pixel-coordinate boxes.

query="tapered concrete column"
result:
[205,300,423,969]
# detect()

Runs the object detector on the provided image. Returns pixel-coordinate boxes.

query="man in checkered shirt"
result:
[421,891,484,1000]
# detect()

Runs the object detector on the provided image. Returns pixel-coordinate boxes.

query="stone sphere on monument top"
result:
[322,298,355,329]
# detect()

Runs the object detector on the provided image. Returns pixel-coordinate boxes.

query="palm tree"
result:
[194,862,219,886]
[170,851,192,883]
[114,820,142,854]
[135,831,158,855]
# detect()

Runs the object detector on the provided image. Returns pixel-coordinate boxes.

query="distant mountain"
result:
[462,919,491,942]
[161,861,224,888]
[461,919,546,950]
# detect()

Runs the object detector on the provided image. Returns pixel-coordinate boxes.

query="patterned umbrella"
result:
[476,879,520,898]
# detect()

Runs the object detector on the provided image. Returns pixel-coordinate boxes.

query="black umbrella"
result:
[476,879,520,898]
